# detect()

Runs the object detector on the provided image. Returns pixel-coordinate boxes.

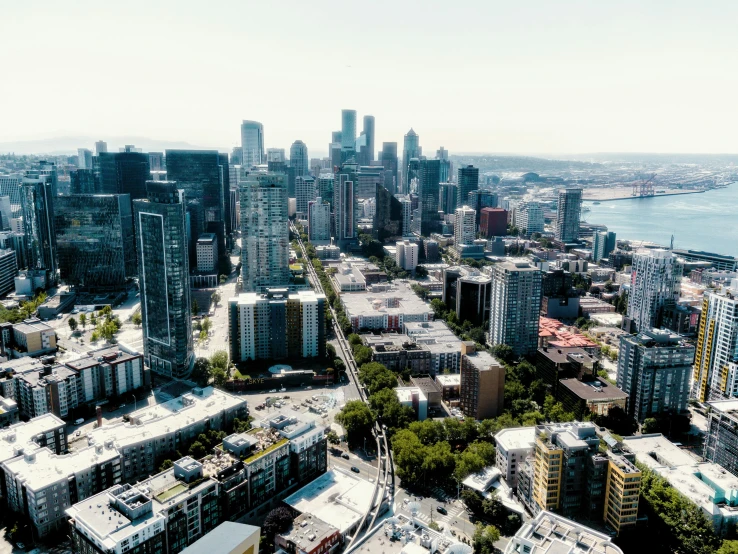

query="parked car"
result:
[341,453,350,460]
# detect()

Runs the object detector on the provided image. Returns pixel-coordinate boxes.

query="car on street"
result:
[351,466,360,473]
[15,542,25,550]
[341,453,350,459]
[75,430,81,437]
[436,506,447,515]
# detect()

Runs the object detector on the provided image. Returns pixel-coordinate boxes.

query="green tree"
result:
[392,429,427,487]
[90,313,97,326]
[68,316,78,332]
[326,431,340,444]
[642,418,659,434]
[202,317,213,334]
[348,334,363,347]
[131,311,142,327]
[472,523,500,554]
[90,330,100,342]
[326,343,336,359]
[192,298,200,316]
[718,541,738,554]
[210,350,229,371]
[369,388,414,430]
[409,419,448,446]
[188,440,207,458]
[262,507,294,546]
[335,401,375,446]
[353,345,373,366]
[211,367,228,387]
[219,274,227,285]
[414,265,428,278]
[430,298,447,318]
[462,489,484,515]
[79,313,87,328]
[159,459,174,472]
[211,291,221,306]
[491,344,514,364]
[191,357,211,387]
[543,395,575,423]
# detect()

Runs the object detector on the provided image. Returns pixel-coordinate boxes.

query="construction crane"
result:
[632,173,656,197]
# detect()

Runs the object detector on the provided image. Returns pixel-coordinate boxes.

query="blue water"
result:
[583,184,738,257]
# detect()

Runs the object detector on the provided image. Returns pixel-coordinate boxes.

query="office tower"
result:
[593,231,617,262]
[240,173,290,292]
[98,149,151,200]
[460,346,505,419]
[308,197,331,242]
[0,175,22,218]
[0,196,11,230]
[456,165,479,210]
[21,168,58,286]
[147,152,164,171]
[218,152,232,235]
[373,185,402,240]
[229,289,326,361]
[241,120,264,167]
[693,287,738,401]
[355,165,382,200]
[627,249,682,333]
[555,188,583,242]
[489,261,542,356]
[195,233,218,273]
[333,168,356,244]
[616,328,693,421]
[380,142,399,194]
[439,182,457,215]
[454,205,476,247]
[399,196,412,236]
[295,175,316,215]
[519,422,640,533]
[165,150,224,225]
[401,129,421,194]
[395,240,419,271]
[517,201,544,235]
[468,189,498,226]
[55,194,136,288]
[442,266,492,327]
[480,208,508,238]
[77,148,93,169]
[317,172,334,204]
[0,249,16,296]
[70,169,99,194]
[267,148,286,163]
[341,109,357,158]
[290,140,309,176]
[436,147,451,183]
[95,140,107,155]
[418,159,441,236]
[133,181,193,378]
[362,115,375,163]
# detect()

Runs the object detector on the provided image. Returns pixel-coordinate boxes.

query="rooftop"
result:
[435,374,461,387]
[0,413,65,464]
[558,378,627,402]
[13,318,53,335]
[181,522,260,554]
[495,427,536,452]
[278,513,338,548]
[342,281,434,318]
[462,349,502,370]
[539,317,598,348]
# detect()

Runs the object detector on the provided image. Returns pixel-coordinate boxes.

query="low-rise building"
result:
[495,427,536,488]
[0,413,67,469]
[535,346,599,396]
[0,397,18,427]
[557,378,627,417]
[182,522,260,554]
[395,387,428,420]
[362,334,432,375]
[275,512,340,554]
[342,282,433,332]
[435,374,460,403]
[8,318,56,358]
[315,245,340,260]
[403,320,462,373]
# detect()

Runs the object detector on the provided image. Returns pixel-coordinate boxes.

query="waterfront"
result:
[583,184,738,257]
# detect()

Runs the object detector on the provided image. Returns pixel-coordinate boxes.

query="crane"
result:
[632,173,656,197]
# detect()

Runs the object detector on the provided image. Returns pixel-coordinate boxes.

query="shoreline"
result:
[583,189,708,203]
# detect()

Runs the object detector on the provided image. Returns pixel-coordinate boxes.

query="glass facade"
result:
[21,175,57,285]
[418,159,441,236]
[98,151,151,200]
[55,194,136,288]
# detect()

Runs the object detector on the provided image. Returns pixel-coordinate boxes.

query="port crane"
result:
[632,173,656,197]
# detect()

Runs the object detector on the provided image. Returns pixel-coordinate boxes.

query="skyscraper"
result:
[55,194,136,288]
[439,182,457,215]
[693,287,738,401]
[70,169,99,194]
[94,140,107,155]
[488,261,542,356]
[457,165,479,210]
[307,197,331,243]
[317,173,334,204]
[0,175,23,218]
[555,188,583,243]
[333,168,356,244]
[165,150,224,225]
[133,181,193,378]
[98,149,150,200]
[77,148,93,169]
[295,175,316,215]
[373,185,402,241]
[341,110,357,158]
[627,249,682,333]
[401,129,420,194]
[593,231,617,262]
[380,142,399,194]
[289,140,309,179]
[21,166,58,286]
[454,206,476,247]
[617,328,693,421]
[361,115,375,164]
[241,120,264,168]
[418,159,441,236]
[240,173,290,292]
[517,201,544,235]
[436,147,451,183]
[266,148,286,163]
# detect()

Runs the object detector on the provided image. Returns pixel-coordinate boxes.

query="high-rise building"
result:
[195,233,218,273]
[267,148,286,163]
[468,189,498,226]
[418,159,441,236]
[77,148,93,169]
[627,249,683,333]
[228,289,326,361]
[517,201,544,235]
[95,140,107,155]
[133,181,193,378]
[21,167,58,286]
[460,345,505,419]
[0,175,23,218]
[457,165,479,209]
[617,328,693,421]
[693,287,738,401]
[307,197,331,243]
[333,167,356,244]
[295,175,316,215]
[341,110,357,158]
[290,140,309,180]
[593,231,617,262]
[240,173,290,291]
[373,185,403,240]
[555,188,583,243]
[0,249,16,296]
[401,129,420,194]
[55,194,136,288]
[317,173,334,204]
[395,240,419,272]
[362,115,375,164]
[704,399,738,477]
[480,208,508,238]
[489,261,542,356]
[70,169,99,194]
[240,120,264,168]
[380,142,399,194]
[439,182,457,215]
[98,149,151,200]
[454,205,476,247]
[436,147,451,183]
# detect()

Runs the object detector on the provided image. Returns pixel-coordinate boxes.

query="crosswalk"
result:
[401,503,464,527]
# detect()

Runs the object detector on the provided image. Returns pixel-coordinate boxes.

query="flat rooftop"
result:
[278,513,337,548]
[508,511,623,554]
[342,282,434,317]
[558,378,627,402]
[495,427,536,452]
[622,434,701,470]
[0,413,65,464]
[13,318,53,334]
[435,374,461,387]
[181,522,260,554]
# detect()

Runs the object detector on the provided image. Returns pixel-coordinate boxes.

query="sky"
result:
[3,0,738,156]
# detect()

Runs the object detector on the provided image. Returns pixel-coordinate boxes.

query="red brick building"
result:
[480,208,508,238]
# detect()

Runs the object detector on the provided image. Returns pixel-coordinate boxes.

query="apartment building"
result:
[8,318,56,358]
[459,344,505,420]
[495,427,536,488]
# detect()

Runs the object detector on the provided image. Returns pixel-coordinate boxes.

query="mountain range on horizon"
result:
[0,136,229,156]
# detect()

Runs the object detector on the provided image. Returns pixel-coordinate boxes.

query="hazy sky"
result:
[3,0,738,155]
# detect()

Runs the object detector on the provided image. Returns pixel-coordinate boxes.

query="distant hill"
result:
[450,154,602,174]
[0,136,228,155]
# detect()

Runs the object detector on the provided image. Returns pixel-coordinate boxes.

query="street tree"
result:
[68,317,78,332]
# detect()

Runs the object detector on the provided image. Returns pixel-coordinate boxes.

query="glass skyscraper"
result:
[380,142,398,194]
[240,173,290,292]
[418,159,441,236]
[98,150,151,200]
[241,120,264,168]
[133,181,193,378]
[21,167,58,286]
[402,129,421,194]
[55,194,136,289]
[457,165,479,210]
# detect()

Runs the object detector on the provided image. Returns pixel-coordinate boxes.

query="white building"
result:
[396,240,419,271]
[295,175,316,215]
[495,427,536,487]
[627,249,683,333]
[403,320,463,373]
[266,148,286,163]
[516,201,544,235]
[240,120,264,167]
[454,205,476,248]
[398,195,412,236]
[307,197,331,243]
[395,387,427,420]
[195,233,218,273]
[342,282,433,332]
[554,188,582,243]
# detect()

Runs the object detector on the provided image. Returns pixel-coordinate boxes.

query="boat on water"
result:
[593,201,601,205]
